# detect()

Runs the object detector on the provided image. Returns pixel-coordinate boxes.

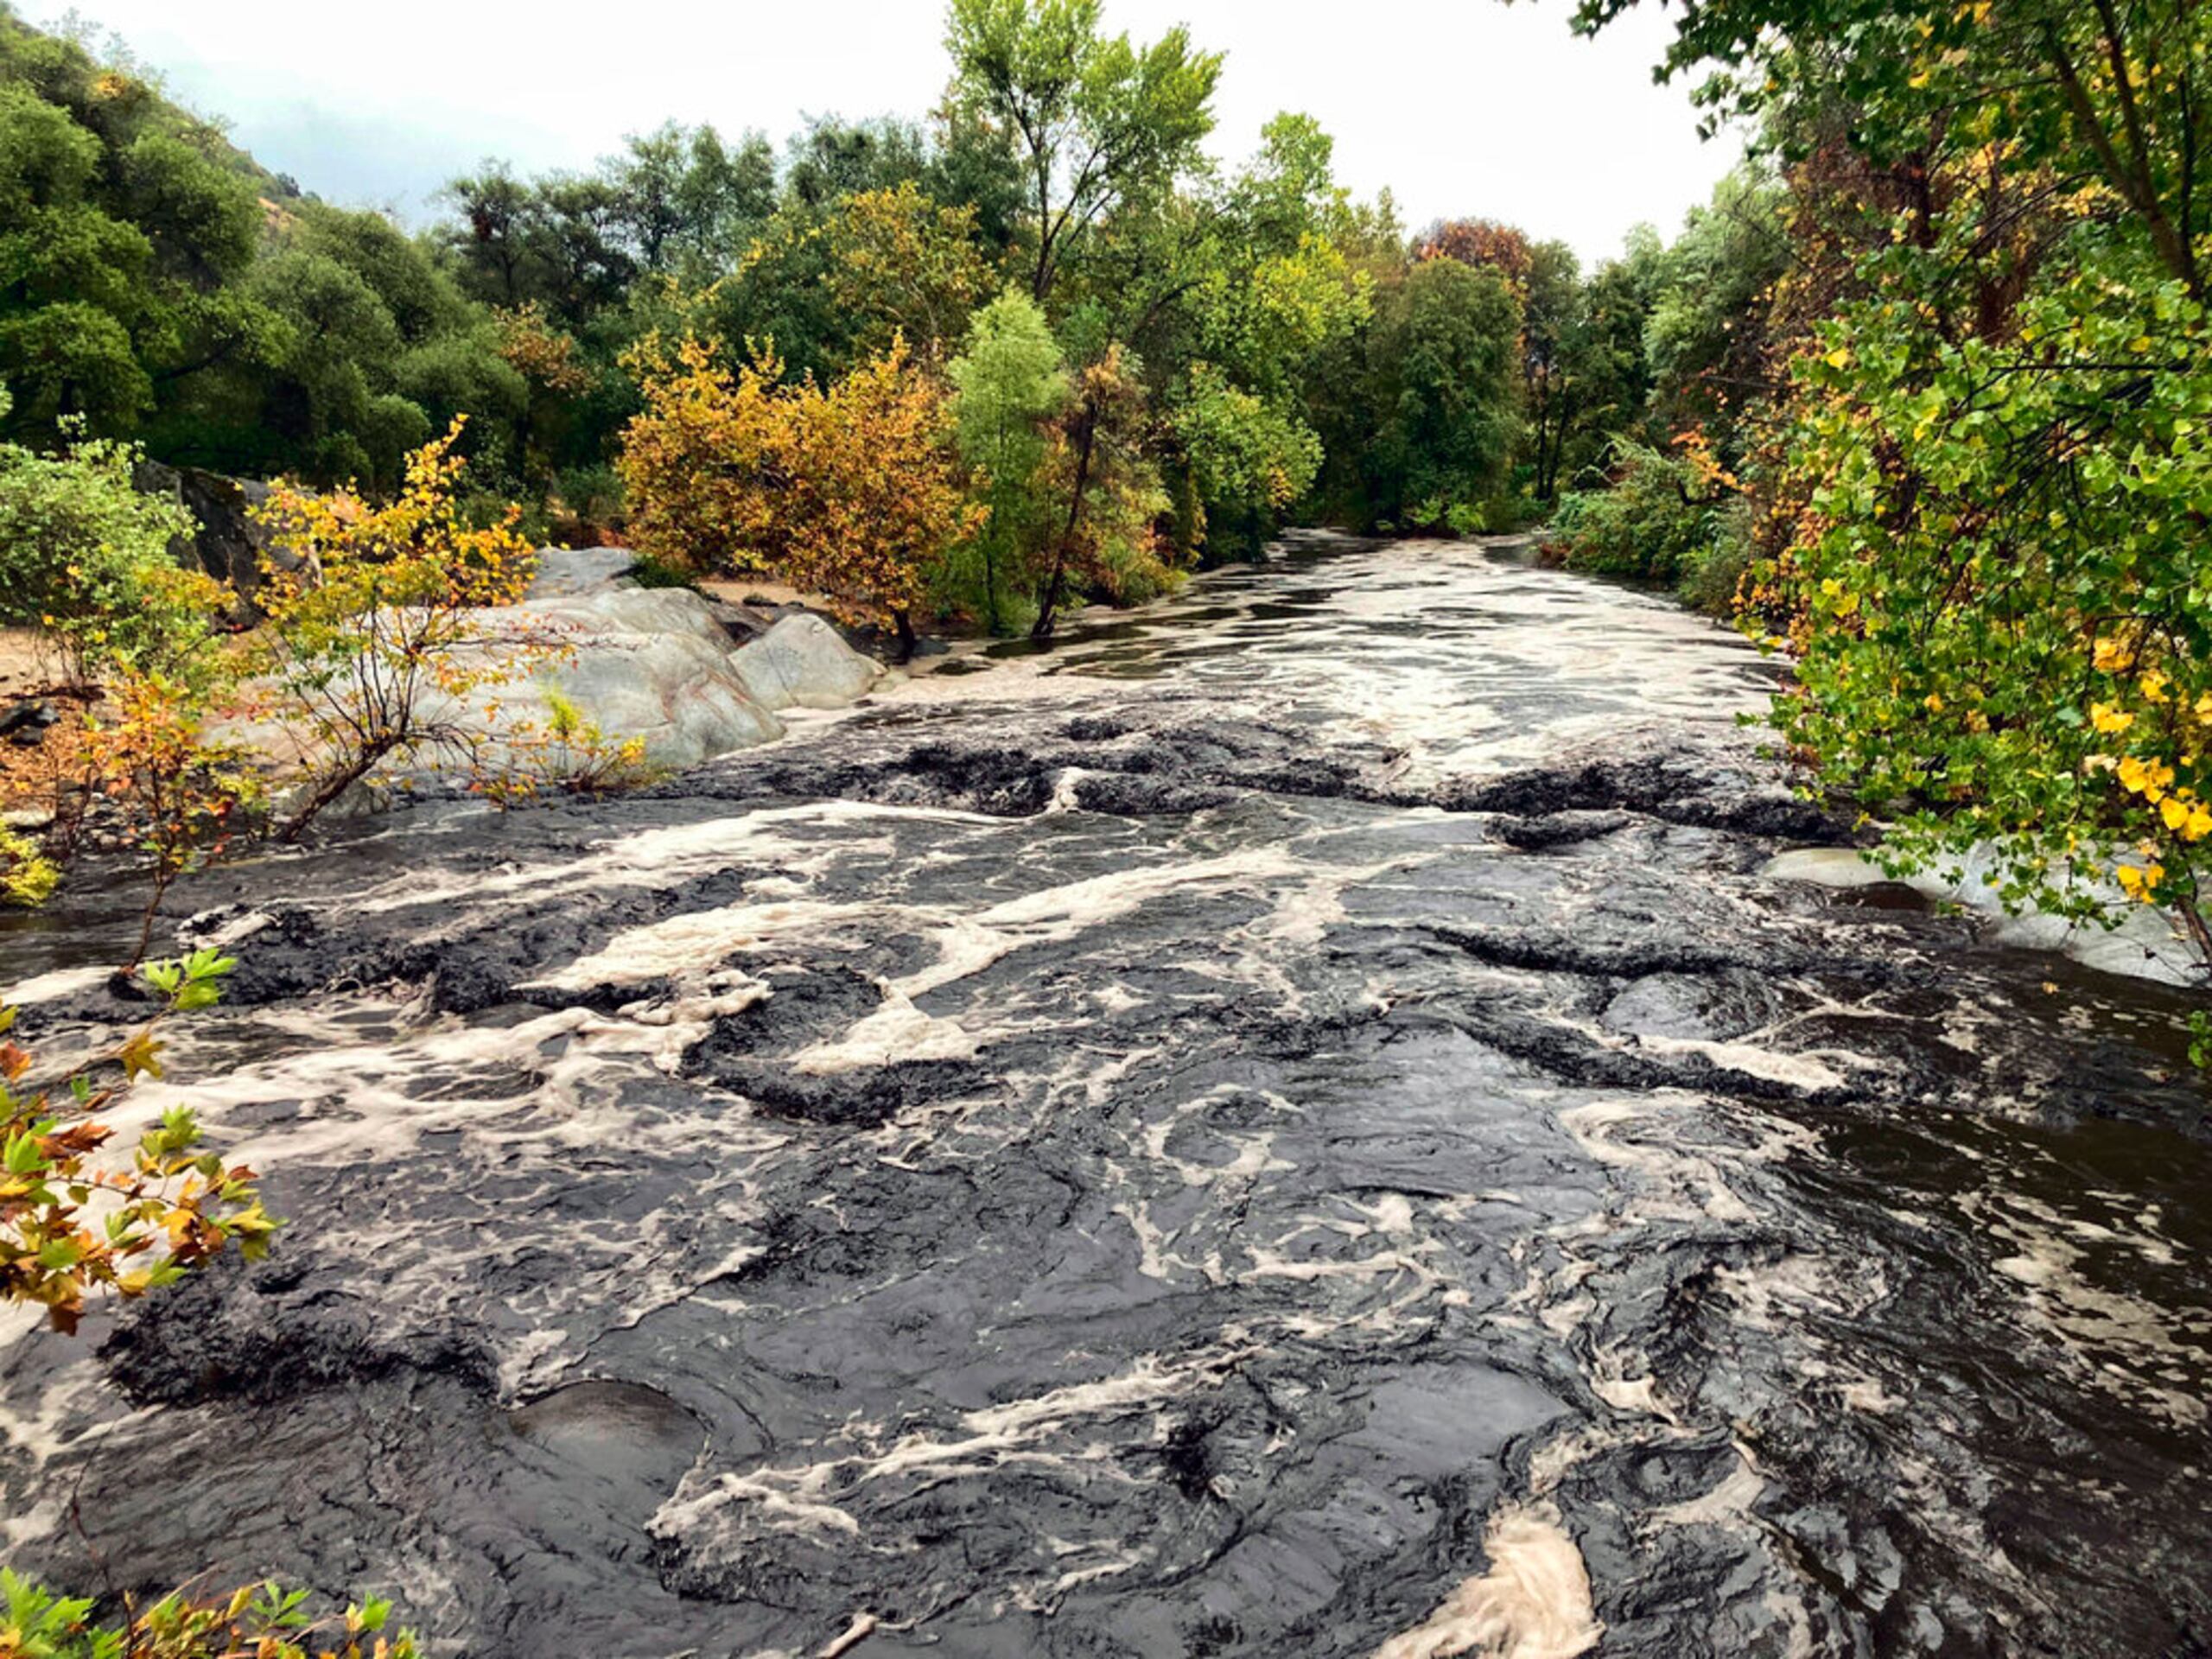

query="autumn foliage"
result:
[618,330,979,646]
[246,418,546,837]
[0,950,276,1335]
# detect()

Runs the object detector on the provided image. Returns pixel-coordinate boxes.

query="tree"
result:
[949,288,1070,631]
[944,0,1221,302]
[0,57,276,438]
[246,420,544,840]
[1638,165,1787,448]
[1569,0,2212,966]
[1031,338,1173,636]
[1315,253,1523,532]
[606,121,776,279]
[781,336,983,651]
[616,334,793,576]
[619,333,979,650]
[820,181,995,365]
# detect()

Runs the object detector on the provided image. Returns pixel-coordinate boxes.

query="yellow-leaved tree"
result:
[781,337,983,652]
[247,419,545,839]
[618,333,980,654]
[616,334,792,578]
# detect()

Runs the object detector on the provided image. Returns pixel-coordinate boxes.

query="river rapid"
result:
[2,536,2208,1657]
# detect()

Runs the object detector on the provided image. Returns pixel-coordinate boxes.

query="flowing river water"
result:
[2,536,2208,1657]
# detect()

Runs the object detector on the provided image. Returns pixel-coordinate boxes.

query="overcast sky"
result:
[53,0,1740,266]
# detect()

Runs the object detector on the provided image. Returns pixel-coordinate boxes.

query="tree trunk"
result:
[1032,413,1097,641]
[276,741,393,844]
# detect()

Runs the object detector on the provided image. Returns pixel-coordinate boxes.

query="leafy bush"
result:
[246,418,544,839]
[0,825,59,908]
[482,689,658,804]
[1,1567,417,1659]
[624,550,699,591]
[0,393,217,686]
[1,949,276,1333]
[79,671,264,963]
[1543,439,1749,613]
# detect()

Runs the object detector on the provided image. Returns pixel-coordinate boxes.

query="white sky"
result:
[54,0,1742,267]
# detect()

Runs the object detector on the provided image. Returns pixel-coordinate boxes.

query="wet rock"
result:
[100,1255,495,1408]
[728,613,883,712]
[524,546,639,600]
[134,460,287,618]
[0,697,55,747]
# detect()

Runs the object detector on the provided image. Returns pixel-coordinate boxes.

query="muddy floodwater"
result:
[3,537,2208,1657]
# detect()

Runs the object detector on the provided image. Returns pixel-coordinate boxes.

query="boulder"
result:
[136,460,286,618]
[522,588,734,651]
[210,580,889,799]
[466,588,786,768]
[730,613,884,711]
[525,546,639,601]
[512,630,785,769]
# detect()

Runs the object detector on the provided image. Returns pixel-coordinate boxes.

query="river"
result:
[2,535,2207,1657]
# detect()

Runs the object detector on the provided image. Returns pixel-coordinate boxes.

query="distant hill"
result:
[0,3,527,493]
[0,3,299,201]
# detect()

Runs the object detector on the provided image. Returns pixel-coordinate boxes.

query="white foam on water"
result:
[1369,1500,1602,1659]
[651,1346,1253,1575]
[350,799,996,918]
[0,964,109,1006]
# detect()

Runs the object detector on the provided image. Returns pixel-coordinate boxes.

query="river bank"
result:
[2,537,2207,1657]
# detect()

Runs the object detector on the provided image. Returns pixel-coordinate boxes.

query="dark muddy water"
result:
[3,537,2209,1657]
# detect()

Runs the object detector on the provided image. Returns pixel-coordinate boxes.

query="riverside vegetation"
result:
[3,0,2212,1645]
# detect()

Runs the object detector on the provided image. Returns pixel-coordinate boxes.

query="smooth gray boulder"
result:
[526,546,639,601]
[731,613,884,711]
[213,580,889,798]
[469,588,785,768]
[524,588,734,650]
[514,631,783,768]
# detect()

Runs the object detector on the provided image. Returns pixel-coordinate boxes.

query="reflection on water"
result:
[0,535,2203,1658]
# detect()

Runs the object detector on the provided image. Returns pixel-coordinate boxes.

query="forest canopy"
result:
[0,0,1738,626]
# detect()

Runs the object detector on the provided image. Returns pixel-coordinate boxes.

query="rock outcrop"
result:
[214,551,887,789]
[728,613,885,711]
[134,461,286,618]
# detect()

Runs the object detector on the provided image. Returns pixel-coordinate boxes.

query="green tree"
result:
[1570,0,2212,962]
[0,385,212,684]
[948,288,1069,631]
[945,0,1221,302]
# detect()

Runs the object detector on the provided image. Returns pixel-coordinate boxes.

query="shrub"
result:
[1,949,276,1334]
[0,399,218,686]
[246,418,546,840]
[0,826,59,908]
[1543,438,1748,614]
[0,1568,417,1659]
[79,671,264,963]
[482,689,657,804]
[614,334,789,578]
